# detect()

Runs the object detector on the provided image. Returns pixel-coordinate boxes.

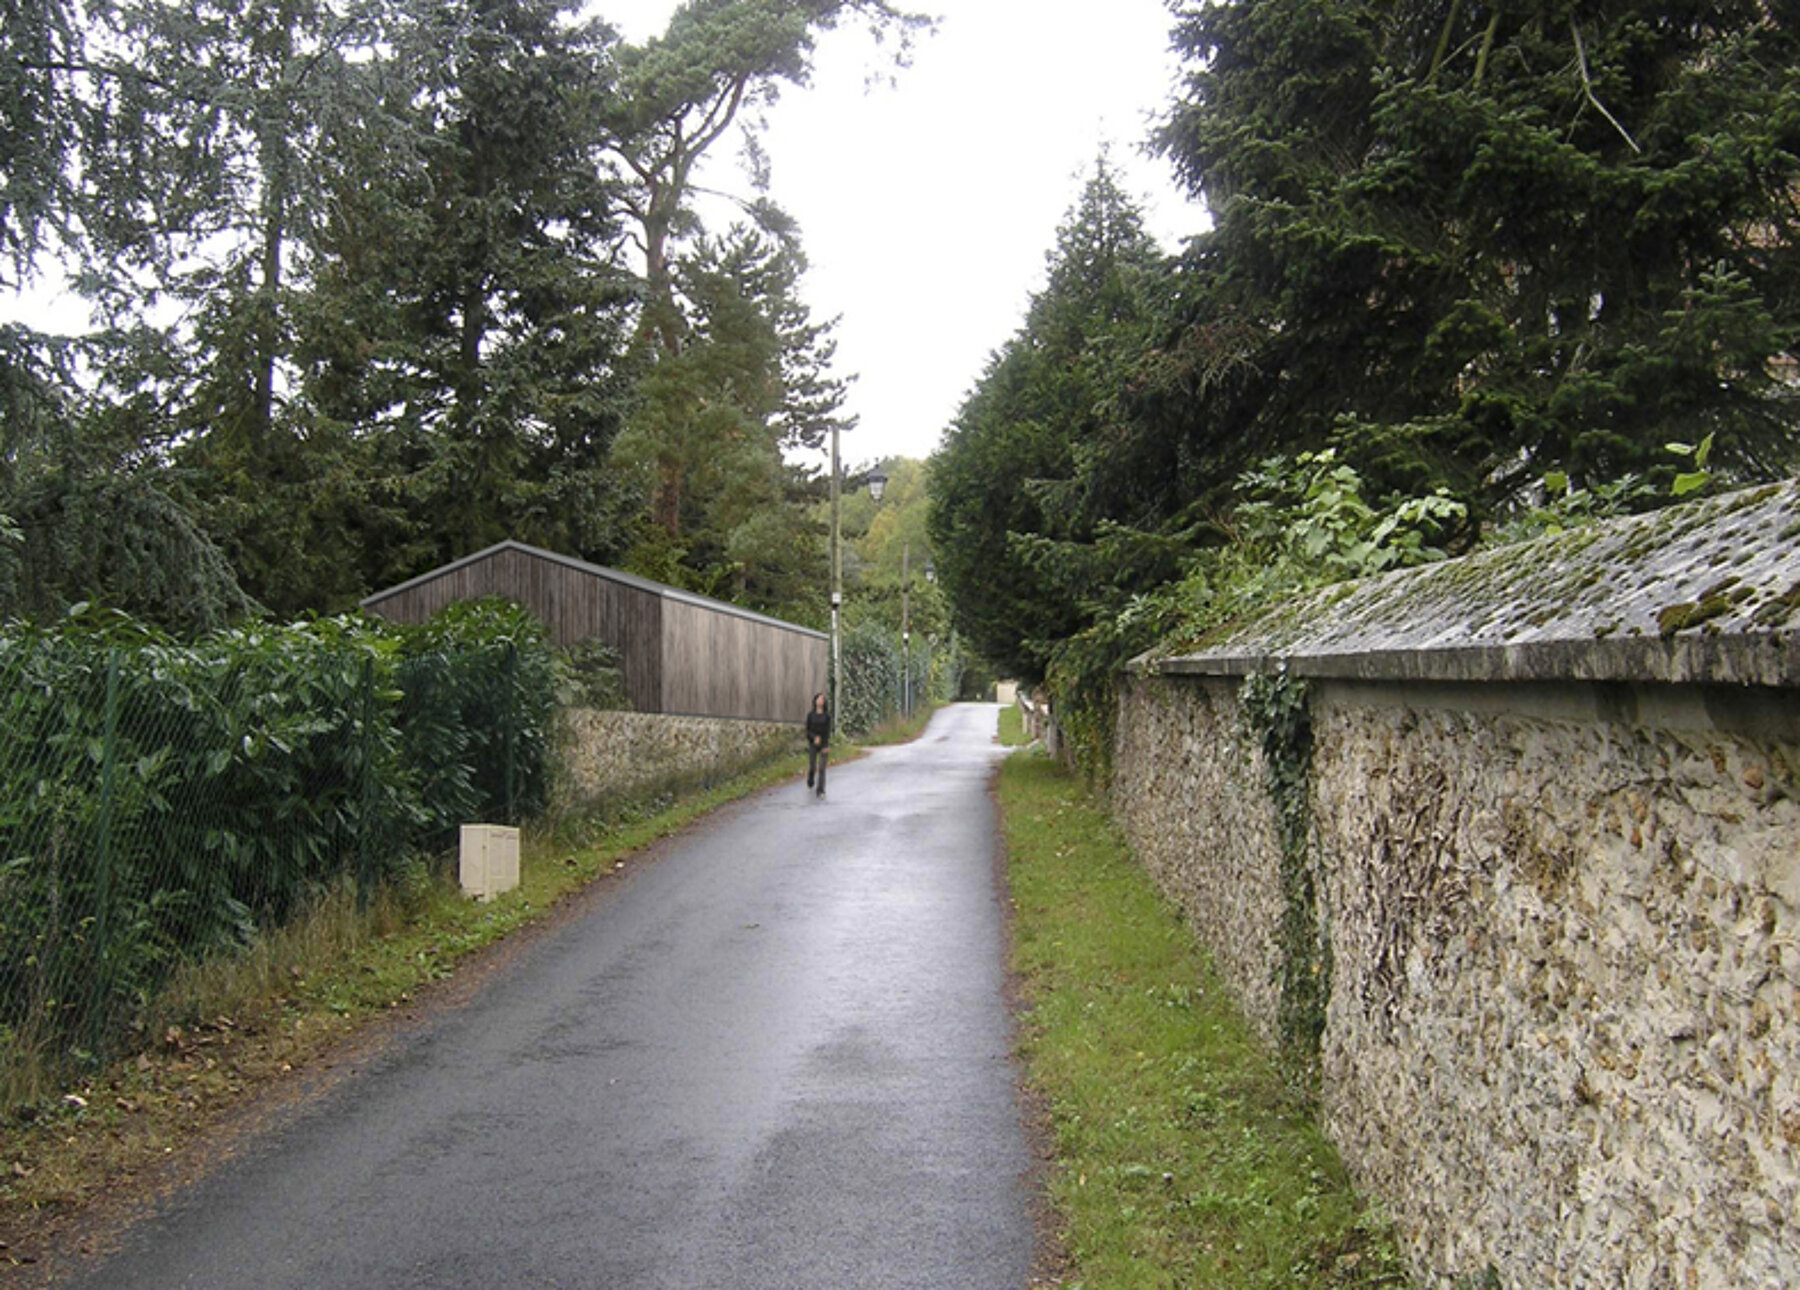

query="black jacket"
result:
[805,709,831,747]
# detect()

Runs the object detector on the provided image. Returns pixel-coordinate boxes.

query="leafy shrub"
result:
[0,599,555,1092]
[556,637,630,711]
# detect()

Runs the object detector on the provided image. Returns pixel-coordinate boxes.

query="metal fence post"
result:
[503,643,518,826]
[357,653,376,912]
[89,648,121,1053]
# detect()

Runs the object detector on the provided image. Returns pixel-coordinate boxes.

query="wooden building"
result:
[361,541,827,723]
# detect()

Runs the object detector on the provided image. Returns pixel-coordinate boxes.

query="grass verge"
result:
[998,704,1028,747]
[1000,748,1408,1288]
[852,701,941,747]
[0,750,812,1269]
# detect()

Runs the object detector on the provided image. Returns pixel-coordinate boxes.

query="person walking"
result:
[804,692,830,799]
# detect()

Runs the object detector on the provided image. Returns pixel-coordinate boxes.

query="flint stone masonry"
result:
[1112,482,1800,1288]
[553,709,800,816]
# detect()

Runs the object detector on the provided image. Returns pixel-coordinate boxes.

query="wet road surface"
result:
[69,703,1034,1289]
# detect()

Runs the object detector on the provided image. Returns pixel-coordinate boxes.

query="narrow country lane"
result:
[63,702,1035,1290]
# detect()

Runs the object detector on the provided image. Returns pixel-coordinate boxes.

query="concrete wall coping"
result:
[1141,480,1800,689]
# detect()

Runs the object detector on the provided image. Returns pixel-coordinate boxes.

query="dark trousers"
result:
[807,743,828,791]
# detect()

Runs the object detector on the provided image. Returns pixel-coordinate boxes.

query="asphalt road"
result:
[70,702,1035,1289]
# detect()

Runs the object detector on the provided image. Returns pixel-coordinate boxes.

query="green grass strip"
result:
[999,748,1408,1288]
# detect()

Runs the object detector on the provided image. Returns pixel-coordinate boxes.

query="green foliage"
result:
[614,226,836,612]
[5,474,259,634]
[1156,0,1800,501]
[393,599,558,828]
[1236,449,1468,580]
[1667,431,1716,499]
[1039,452,1466,782]
[556,638,629,711]
[930,157,1176,685]
[8,0,901,629]
[833,617,962,737]
[0,600,554,1097]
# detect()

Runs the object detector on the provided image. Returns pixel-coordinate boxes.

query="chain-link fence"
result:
[0,603,554,1104]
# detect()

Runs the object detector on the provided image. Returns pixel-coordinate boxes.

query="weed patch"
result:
[999,749,1407,1288]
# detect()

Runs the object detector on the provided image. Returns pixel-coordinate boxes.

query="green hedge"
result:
[0,600,553,1083]
[835,621,969,736]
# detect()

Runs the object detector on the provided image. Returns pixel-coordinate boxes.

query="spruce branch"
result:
[1570,21,1641,154]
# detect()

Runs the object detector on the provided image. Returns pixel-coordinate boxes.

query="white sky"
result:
[638,0,1206,465]
[3,0,1206,468]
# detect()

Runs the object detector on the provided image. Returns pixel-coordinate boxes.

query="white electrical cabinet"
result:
[459,824,520,902]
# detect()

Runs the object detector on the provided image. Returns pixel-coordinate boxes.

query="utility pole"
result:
[901,539,911,719]
[830,422,842,734]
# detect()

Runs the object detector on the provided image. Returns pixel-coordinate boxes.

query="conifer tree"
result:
[1157,0,1800,506]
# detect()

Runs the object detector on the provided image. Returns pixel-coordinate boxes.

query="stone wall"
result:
[553,709,801,818]
[1108,483,1800,1288]
[1117,674,1799,1286]
[1113,676,1287,1048]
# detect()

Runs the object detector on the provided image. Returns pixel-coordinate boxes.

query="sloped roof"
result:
[361,540,828,640]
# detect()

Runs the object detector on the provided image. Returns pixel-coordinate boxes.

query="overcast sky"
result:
[3,1,1206,469]
[621,0,1206,466]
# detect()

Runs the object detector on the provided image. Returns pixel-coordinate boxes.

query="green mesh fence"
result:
[835,622,969,736]
[0,602,553,1101]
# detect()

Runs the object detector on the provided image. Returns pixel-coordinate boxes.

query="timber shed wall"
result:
[361,541,826,722]
[661,596,827,723]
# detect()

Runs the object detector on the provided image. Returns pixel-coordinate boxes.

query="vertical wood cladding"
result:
[659,596,826,721]
[363,542,824,722]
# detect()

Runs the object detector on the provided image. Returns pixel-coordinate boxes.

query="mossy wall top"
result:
[1145,482,1800,689]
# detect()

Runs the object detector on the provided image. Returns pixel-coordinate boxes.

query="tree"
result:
[0,0,85,286]
[303,0,638,578]
[0,325,255,630]
[928,160,1176,682]
[847,456,946,639]
[594,0,921,598]
[165,0,646,611]
[1156,0,1800,507]
[601,0,927,358]
[0,0,895,626]
[611,224,836,614]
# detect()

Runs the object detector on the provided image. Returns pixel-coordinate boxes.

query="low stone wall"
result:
[1109,483,1800,1288]
[1114,677,1286,1044]
[553,709,801,817]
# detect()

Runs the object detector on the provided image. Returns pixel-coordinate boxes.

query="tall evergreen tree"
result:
[1156,0,1800,506]
[929,160,1177,682]
[612,223,837,612]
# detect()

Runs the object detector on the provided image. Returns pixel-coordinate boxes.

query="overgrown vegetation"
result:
[1240,671,1328,1096]
[835,617,966,737]
[1000,748,1407,1287]
[0,600,554,1107]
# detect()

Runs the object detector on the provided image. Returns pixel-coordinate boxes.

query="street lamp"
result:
[866,467,889,503]
[901,539,911,719]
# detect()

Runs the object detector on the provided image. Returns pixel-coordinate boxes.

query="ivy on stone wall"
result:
[1240,669,1329,1096]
